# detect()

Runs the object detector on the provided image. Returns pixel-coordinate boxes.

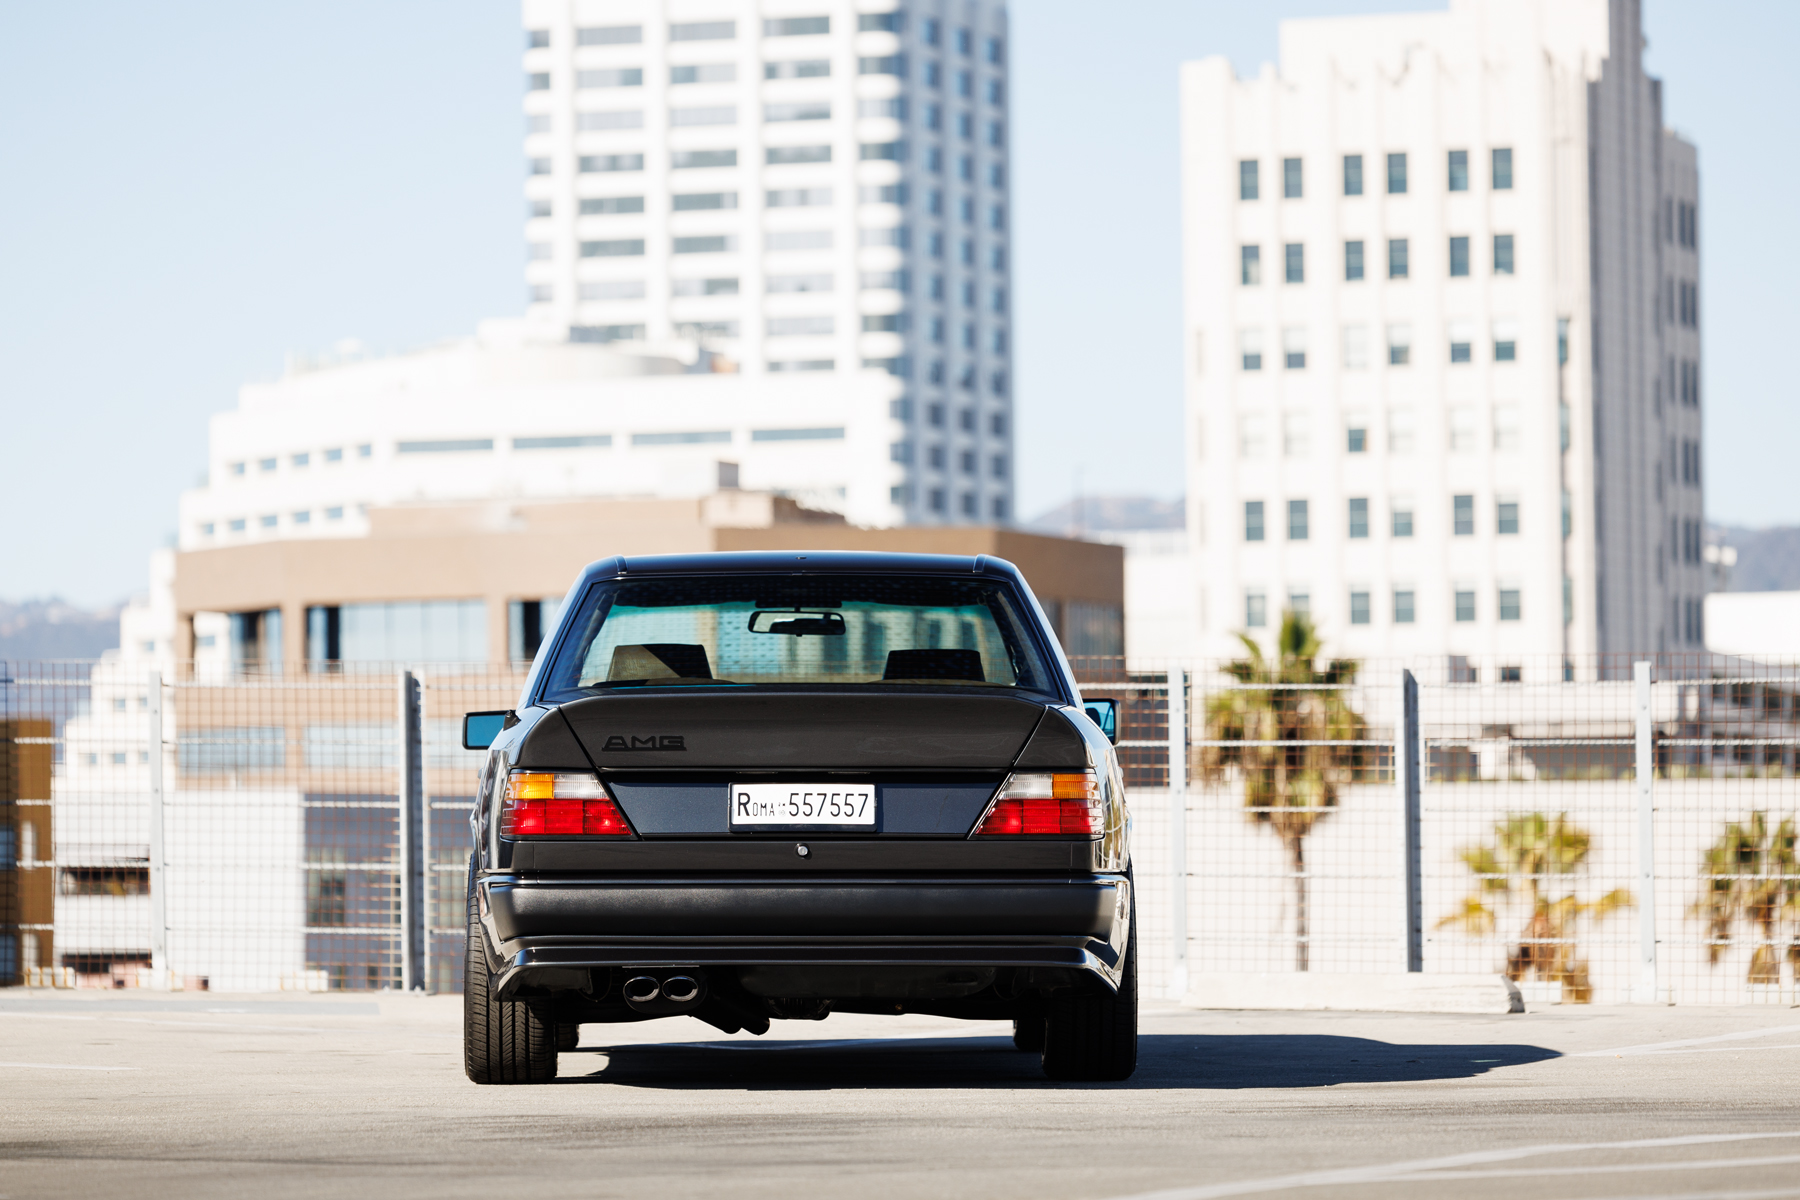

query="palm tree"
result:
[1691,812,1800,984]
[1438,812,1633,1002]
[1197,611,1365,971]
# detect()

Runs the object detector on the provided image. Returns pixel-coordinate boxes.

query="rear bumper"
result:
[480,873,1132,996]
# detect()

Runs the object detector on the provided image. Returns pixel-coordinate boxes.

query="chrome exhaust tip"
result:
[622,975,661,1004]
[661,974,701,1004]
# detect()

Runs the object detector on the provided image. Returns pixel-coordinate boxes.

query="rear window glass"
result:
[538,574,1057,701]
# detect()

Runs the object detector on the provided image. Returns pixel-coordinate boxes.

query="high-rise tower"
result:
[521,0,1015,525]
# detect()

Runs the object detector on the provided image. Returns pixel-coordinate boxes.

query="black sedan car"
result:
[461,551,1133,1082]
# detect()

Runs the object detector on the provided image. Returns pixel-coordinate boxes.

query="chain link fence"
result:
[5,655,1796,1005]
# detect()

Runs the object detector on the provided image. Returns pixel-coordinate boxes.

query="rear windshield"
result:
[538,574,1059,702]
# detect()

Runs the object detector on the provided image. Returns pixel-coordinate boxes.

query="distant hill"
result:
[1026,496,1184,537]
[0,599,121,660]
[1713,525,1800,593]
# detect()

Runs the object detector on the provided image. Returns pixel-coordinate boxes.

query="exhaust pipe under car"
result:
[661,975,701,1004]
[622,975,662,1004]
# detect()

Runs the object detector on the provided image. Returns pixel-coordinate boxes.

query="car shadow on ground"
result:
[560,1032,1561,1090]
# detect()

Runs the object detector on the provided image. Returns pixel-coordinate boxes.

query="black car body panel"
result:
[467,551,1131,1026]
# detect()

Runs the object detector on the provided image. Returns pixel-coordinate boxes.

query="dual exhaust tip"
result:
[623,972,703,1009]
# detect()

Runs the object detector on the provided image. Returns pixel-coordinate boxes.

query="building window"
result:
[1387,152,1407,194]
[1342,325,1368,369]
[1344,240,1364,281]
[928,488,946,513]
[1492,147,1514,190]
[1288,499,1309,541]
[1345,413,1369,453]
[767,145,831,165]
[1449,236,1470,277]
[229,518,246,533]
[1239,329,1263,371]
[576,68,643,89]
[1388,408,1415,454]
[1241,245,1261,286]
[1239,413,1268,458]
[1246,590,1268,629]
[259,514,277,528]
[1283,157,1302,199]
[674,191,739,211]
[1493,234,1515,275]
[1449,321,1474,364]
[292,452,309,468]
[1394,590,1416,624]
[1455,590,1476,622]
[1448,149,1469,192]
[1343,154,1363,196]
[1348,498,1369,539]
[580,196,645,215]
[1349,591,1371,625]
[292,510,311,525]
[325,506,343,521]
[1493,406,1522,453]
[1388,238,1409,279]
[1387,323,1411,366]
[1498,588,1522,621]
[1448,406,1476,453]
[1283,326,1306,369]
[670,20,735,41]
[1244,501,1265,542]
[1500,665,1523,684]
[1392,499,1414,538]
[1283,411,1310,457]
[765,15,828,36]
[1239,159,1259,200]
[1497,499,1520,535]
[672,149,737,169]
[671,64,738,86]
[766,59,830,80]
[1284,242,1304,284]
[1453,494,1475,536]
[1493,320,1518,362]
[1287,590,1311,617]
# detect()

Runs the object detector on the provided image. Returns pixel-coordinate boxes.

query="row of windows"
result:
[532,145,997,180]
[530,98,1006,143]
[203,506,351,536]
[531,16,1002,59]
[1243,495,1523,542]
[1239,149,1513,200]
[226,445,371,477]
[1675,357,1701,407]
[900,487,1008,519]
[1677,517,1707,565]
[532,53,999,93]
[546,229,1003,265]
[567,270,1002,304]
[543,181,1005,215]
[1237,322,1520,371]
[1240,235,1514,285]
[1243,585,1524,629]
[1673,278,1700,328]
[1235,407,1532,458]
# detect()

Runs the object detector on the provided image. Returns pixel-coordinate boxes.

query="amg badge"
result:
[601,734,686,751]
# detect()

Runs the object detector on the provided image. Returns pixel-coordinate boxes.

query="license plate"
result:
[729,783,876,828]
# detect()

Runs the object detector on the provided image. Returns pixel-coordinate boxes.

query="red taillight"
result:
[501,772,632,837]
[975,772,1103,836]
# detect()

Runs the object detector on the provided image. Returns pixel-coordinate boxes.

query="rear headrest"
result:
[882,648,985,681]
[608,643,713,681]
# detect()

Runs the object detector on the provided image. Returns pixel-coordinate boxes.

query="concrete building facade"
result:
[1180,0,1704,674]
[520,0,1015,525]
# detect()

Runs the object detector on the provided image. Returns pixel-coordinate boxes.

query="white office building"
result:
[1180,0,1704,672]
[520,0,1015,524]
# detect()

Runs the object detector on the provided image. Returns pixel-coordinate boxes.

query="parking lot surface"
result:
[3,991,1799,1200]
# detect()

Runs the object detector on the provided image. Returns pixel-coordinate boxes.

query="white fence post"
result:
[1633,659,1659,1004]
[146,670,169,987]
[1167,661,1188,1000]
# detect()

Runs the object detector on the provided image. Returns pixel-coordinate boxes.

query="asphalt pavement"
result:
[3,991,1799,1200]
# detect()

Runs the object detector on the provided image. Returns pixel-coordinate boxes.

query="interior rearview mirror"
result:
[463,710,513,750]
[1082,698,1118,744]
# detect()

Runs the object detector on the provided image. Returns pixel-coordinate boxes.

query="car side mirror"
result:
[463,710,513,750]
[1082,698,1118,744]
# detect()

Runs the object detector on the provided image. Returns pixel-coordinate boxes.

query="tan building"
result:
[171,491,1122,671]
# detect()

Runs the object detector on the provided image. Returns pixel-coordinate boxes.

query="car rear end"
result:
[462,552,1134,1083]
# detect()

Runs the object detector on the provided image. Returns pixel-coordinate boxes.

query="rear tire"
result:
[1041,904,1136,1082]
[463,859,558,1085]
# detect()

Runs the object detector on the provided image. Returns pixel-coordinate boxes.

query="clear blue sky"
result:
[0,1,1787,606]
